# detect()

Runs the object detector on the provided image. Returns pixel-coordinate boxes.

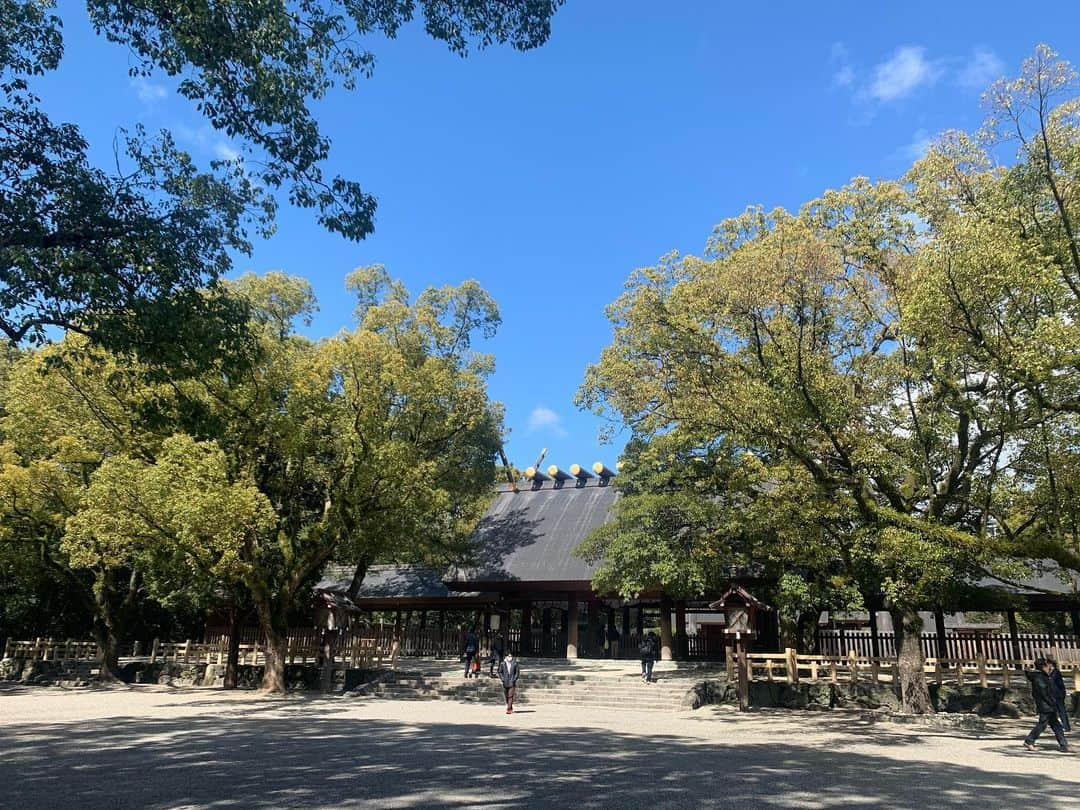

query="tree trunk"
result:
[347,557,371,602]
[92,625,123,682]
[891,608,932,714]
[91,570,130,683]
[320,628,338,693]
[253,595,289,693]
[797,610,821,654]
[261,626,288,693]
[779,614,799,651]
[223,606,241,690]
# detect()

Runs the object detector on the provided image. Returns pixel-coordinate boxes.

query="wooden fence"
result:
[816,629,1080,660]
[730,648,1080,690]
[3,638,100,662]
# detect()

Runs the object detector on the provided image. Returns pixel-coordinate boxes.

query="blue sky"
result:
[33,1,1080,471]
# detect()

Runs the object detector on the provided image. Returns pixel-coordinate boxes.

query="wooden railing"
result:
[3,638,100,662]
[816,629,1080,659]
[729,648,1080,689]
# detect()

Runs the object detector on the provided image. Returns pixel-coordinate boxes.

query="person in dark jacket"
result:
[498,652,520,714]
[639,631,658,683]
[488,631,505,677]
[1048,658,1072,733]
[606,623,621,660]
[1024,658,1072,752]
[462,628,479,679]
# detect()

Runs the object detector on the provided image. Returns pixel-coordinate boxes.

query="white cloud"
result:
[830,42,855,88]
[833,65,855,88]
[901,128,934,162]
[868,46,942,102]
[131,77,167,105]
[214,142,241,161]
[957,48,1004,91]
[176,124,240,162]
[527,405,567,437]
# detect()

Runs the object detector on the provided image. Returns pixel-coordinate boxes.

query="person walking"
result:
[498,651,520,714]
[462,627,479,679]
[1024,658,1072,753]
[1048,658,1072,733]
[606,623,621,660]
[639,631,657,683]
[488,630,505,677]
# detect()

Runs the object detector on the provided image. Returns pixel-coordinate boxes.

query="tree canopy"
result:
[579,45,1080,713]
[0,269,504,690]
[0,0,563,356]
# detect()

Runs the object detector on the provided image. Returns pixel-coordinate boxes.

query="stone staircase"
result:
[366,659,719,712]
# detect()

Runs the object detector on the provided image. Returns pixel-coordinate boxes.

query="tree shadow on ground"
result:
[1,696,1077,809]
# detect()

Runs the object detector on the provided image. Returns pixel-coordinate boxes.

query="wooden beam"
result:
[566,594,579,659]
[659,595,674,661]
[675,600,688,660]
[934,607,948,659]
[868,609,880,658]
[521,602,533,657]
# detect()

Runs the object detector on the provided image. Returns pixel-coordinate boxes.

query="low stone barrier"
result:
[1,656,385,692]
[683,677,1080,718]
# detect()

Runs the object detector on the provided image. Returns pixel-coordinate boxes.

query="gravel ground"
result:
[1,683,1077,809]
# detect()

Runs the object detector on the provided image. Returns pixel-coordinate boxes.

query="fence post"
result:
[150,637,160,664]
[785,648,797,684]
[64,639,73,661]
[829,661,838,683]
[955,660,965,687]
[183,639,191,663]
[977,653,987,688]
[1002,662,1011,689]
[726,653,735,682]
[848,649,859,683]
[2,638,10,659]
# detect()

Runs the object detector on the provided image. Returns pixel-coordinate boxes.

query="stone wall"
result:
[0,657,98,686]
[682,677,1080,718]
[1,657,383,692]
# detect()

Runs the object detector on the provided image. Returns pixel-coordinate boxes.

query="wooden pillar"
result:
[934,607,948,659]
[393,609,403,639]
[542,607,552,656]
[622,605,631,638]
[675,600,688,660]
[659,595,674,661]
[419,610,427,630]
[636,605,645,636]
[868,609,880,658]
[1071,609,1080,638]
[586,600,600,657]
[521,602,533,657]
[566,594,579,659]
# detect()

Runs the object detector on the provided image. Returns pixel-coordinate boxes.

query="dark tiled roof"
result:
[976,562,1080,596]
[317,564,463,599]
[449,478,618,584]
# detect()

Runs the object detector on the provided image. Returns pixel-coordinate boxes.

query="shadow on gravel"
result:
[2,697,1076,810]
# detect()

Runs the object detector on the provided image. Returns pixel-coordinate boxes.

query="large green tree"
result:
[1,0,562,355]
[65,270,503,691]
[580,183,1016,713]
[580,46,1080,713]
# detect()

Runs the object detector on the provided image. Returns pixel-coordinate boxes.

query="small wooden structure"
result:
[710,585,770,710]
